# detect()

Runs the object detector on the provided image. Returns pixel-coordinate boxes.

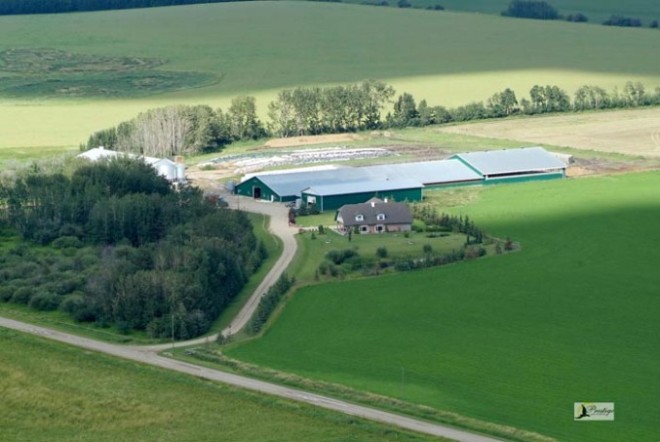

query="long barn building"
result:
[234,147,566,211]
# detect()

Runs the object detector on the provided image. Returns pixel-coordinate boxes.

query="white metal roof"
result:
[253,168,374,197]
[77,147,160,165]
[77,147,124,161]
[302,179,423,196]
[246,159,481,197]
[452,147,566,176]
[363,159,482,184]
[242,164,346,180]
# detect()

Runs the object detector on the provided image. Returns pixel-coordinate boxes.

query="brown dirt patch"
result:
[264,133,362,148]
[438,108,660,157]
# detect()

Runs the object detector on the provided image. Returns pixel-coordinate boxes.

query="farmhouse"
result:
[451,147,566,184]
[336,198,413,234]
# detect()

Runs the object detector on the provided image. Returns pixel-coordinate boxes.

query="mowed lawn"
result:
[1,2,660,150]
[0,328,435,442]
[228,172,660,441]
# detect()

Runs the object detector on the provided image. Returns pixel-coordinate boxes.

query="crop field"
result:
[227,172,660,441]
[1,2,660,152]
[0,329,434,442]
[340,0,660,25]
[439,107,660,157]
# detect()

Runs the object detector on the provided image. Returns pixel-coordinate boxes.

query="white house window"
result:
[355,214,364,222]
[360,225,368,233]
[376,213,386,221]
[376,225,384,233]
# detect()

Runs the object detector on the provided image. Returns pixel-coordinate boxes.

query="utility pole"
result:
[171,312,175,351]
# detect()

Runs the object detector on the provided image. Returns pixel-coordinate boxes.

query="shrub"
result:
[565,12,588,22]
[247,274,294,334]
[326,249,358,265]
[52,236,83,249]
[603,15,642,27]
[423,244,433,254]
[60,292,86,314]
[11,287,34,305]
[29,292,61,311]
[502,0,559,20]
[0,286,14,302]
[376,247,388,258]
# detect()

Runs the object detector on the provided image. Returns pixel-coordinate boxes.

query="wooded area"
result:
[84,80,660,156]
[0,158,266,339]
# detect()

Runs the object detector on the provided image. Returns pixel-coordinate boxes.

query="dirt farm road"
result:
[141,194,298,351]
[0,316,502,442]
[0,195,504,441]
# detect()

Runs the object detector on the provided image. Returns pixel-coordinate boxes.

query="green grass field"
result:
[0,328,436,442]
[1,2,660,151]
[227,172,660,441]
[343,0,660,25]
[291,229,476,283]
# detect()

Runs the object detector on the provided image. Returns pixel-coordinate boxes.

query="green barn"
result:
[301,180,423,212]
[234,168,376,202]
[234,175,296,202]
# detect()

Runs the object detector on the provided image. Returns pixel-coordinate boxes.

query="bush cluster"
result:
[0,158,266,339]
[247,274,295,335]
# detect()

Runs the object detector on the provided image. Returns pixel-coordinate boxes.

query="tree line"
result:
[84,80,660,156]
[0,0,246,15]
[502,0,659,27]
[0,158,266,339]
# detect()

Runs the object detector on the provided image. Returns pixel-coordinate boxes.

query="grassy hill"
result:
[227,172,660,441]
[348,0,660,25]
[1,2,660,151]
[0,328,434,442]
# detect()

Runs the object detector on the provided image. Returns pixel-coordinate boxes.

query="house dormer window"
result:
[355,214,364,222]
[376,213,385,221]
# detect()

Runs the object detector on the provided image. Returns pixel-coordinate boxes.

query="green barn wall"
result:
[424,180,483,190]
[235,177,285,201]
[302,187,422,212]
[483,172,565,185]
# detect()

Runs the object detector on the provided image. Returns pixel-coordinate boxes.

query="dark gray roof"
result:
[337,200,412,227]
[302,179,422,196]
[452,147,566,176]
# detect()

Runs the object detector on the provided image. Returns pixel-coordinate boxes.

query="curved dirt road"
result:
[0,195,507,441]
[142,195,297,351]
[0,316,502,442]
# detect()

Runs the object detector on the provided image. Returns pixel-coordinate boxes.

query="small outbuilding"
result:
[336,198,413,234]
